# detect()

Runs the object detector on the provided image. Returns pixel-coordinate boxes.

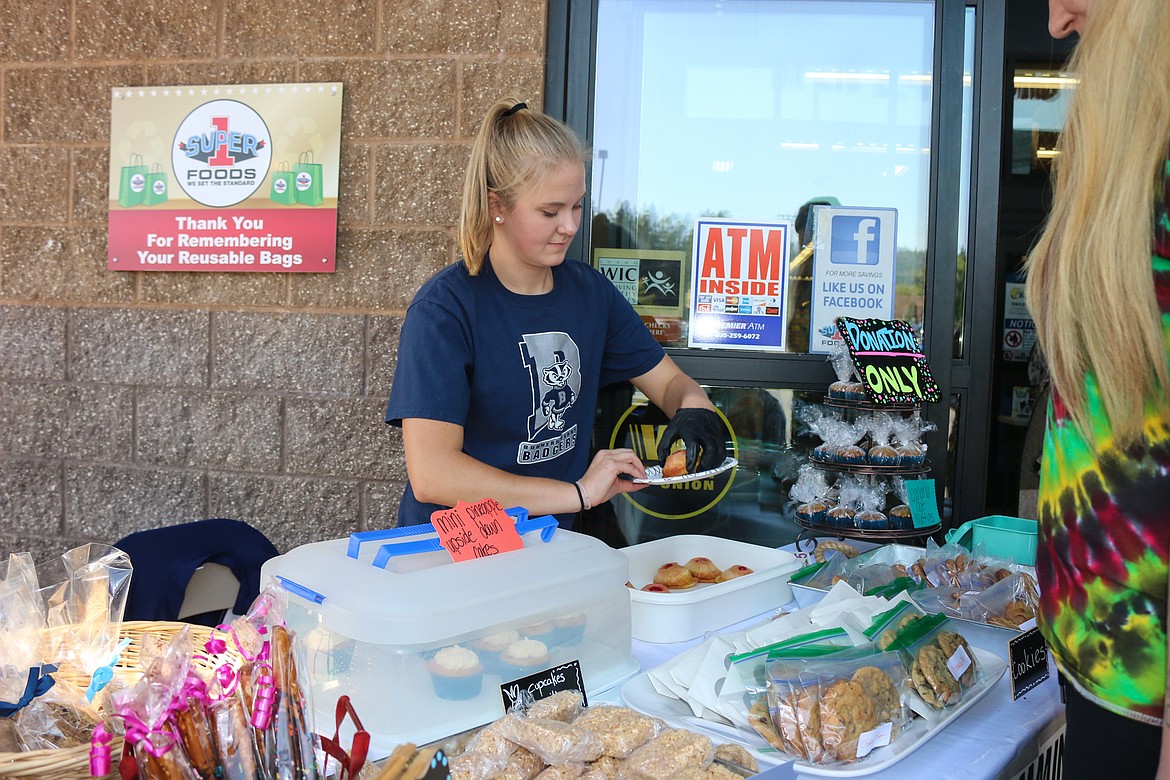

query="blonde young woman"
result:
[1025,1,1170,777]
[386,100,725,530]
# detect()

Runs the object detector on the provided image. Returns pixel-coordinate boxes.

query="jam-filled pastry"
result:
[685,556,721,582]
[653,561,697,589]
[716,564,754,583]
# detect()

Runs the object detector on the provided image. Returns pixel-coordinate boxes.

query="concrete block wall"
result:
[0,0,548,560]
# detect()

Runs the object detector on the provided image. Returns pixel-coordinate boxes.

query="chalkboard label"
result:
[500,660,588,712]
[1008,627,1050,700]
[836,317,941,404]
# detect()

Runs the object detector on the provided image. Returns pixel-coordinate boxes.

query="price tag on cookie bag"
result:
[856,722,893,758]
[431,499,524,562]
[1008,627,1050,700]
[500,660,588,712]
[945,642,973,681]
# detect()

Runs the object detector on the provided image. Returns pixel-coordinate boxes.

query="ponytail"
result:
[458,99,588,274]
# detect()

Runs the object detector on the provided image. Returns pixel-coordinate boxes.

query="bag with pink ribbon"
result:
[90,586,329,779]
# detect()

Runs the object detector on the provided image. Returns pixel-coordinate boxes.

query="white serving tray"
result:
[622,647,1006,777]
[622,535,801,643]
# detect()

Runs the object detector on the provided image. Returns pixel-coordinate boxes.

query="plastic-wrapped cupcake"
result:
[552,612,587,646]
[426,645,483,701]
[835,444,867,465]
[828,380,853,399]
[868,443,899,466]
[499,639,551,680]
[855,509,889,530]
[843,381,867,400]
[889,477,915,529]
[866,412,900,466]
[892,415,934,466]
[888,504,914,530]
[896,441,926,466]
[796,498,831,527]
[827,505,856,529]
[472,629,520,675]
[853,478,890,530]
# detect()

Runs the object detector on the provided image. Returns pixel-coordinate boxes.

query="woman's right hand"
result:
[578,448,649,507]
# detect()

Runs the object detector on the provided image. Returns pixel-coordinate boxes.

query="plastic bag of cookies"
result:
[725,627,855,703]
[765,648,910,766]
[968,571,1040,629]
[863,599,928,651]
[889,614,980,716]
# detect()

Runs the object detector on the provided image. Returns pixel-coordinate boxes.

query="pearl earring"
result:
[494,216,503,223]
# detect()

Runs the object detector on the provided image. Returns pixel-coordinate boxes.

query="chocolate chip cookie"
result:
[851,666,901,729]
[936,631,977,687]
[915,644,961,706]
[818,679,878,762]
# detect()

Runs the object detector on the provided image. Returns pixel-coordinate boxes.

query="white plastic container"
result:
[621,535,801,643]
[261,526,637,754]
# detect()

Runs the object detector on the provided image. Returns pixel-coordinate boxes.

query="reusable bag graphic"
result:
[117,153,148,207]
[143,163,169,206]
[293,150,324,206]
[271,161,296,205]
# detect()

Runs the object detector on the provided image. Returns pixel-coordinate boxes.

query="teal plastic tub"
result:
[944,515,1037,566]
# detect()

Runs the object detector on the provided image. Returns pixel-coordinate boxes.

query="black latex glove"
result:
[657,408,727,473]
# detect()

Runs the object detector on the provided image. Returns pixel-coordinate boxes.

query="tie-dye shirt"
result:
[1037,156,1170,724]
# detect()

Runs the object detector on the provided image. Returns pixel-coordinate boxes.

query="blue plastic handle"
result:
[347,523,437,559]
[275,575,326,604]
[372,536,445,568]
[346,505,559,568]
[515,513,559,542]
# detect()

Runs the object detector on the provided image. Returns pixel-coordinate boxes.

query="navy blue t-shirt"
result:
[386,256,665,528]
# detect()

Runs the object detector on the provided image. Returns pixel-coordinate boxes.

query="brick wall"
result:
[0,1,548,559]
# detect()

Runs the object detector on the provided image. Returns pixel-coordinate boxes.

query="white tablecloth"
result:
[599,606,1064,779]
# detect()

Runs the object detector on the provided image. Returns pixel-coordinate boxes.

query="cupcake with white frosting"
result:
[425,645,483,700]
[472,629,520,675]
[552,612,587,646]
[498,638,551,680]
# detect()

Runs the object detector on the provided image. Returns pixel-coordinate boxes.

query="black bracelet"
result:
[572,480,586,512]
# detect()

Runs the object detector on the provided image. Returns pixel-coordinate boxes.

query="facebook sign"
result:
[808,205,898,355]
[830,215,881,265]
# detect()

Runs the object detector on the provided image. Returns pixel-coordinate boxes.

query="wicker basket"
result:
[0,620,242,780]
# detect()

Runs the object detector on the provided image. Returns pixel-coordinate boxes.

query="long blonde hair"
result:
[458,99,588,274]
[1025,0,1170,447]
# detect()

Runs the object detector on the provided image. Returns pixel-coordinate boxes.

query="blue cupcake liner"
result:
[429,669,484,700]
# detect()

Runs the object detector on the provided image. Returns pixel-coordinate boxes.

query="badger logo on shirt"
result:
[517,333,582,464]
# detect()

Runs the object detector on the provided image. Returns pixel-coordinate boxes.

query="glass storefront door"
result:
[547,0,1003,544]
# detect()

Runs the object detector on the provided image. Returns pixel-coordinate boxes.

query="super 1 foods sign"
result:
[107,83,343,273]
